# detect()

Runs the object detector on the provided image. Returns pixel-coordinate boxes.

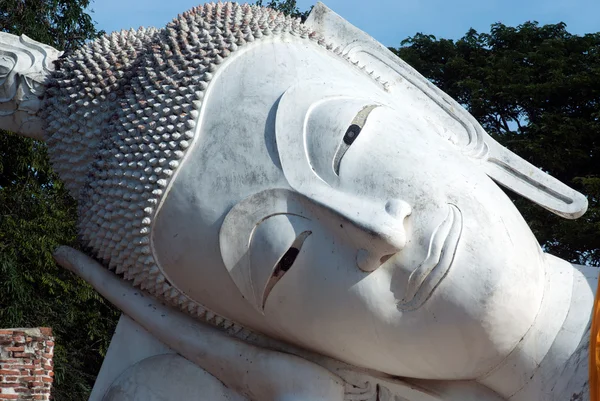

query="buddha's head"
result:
[6,2,588,382]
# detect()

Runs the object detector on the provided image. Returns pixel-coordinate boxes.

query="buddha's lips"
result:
[397,204,463,311]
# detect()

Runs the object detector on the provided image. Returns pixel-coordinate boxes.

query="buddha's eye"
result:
[333,105,379,176]
[261,230,312,309]
[343,124,361,145]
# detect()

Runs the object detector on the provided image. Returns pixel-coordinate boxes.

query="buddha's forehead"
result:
[186,37,388,186]
[195,37,474,185]
[204,37,387,116]
[196,36,476,169]
[178,37,481,212]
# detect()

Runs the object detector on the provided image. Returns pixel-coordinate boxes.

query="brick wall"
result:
[0,328,54,400]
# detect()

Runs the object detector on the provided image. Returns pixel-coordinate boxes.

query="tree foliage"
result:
[255,0,311,21]
[0,1,118,400]
[393,23,600,266]
[0,0,103,52]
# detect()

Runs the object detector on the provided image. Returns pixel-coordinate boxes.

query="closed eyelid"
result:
[261,230,312,310]
[333,104,379,176]
[352,104,379,128]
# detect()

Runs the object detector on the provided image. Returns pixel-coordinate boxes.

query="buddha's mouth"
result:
[397,204,463,311]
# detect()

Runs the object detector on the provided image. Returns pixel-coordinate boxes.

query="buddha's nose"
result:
[352,199,412,273]
[307,190,411,272]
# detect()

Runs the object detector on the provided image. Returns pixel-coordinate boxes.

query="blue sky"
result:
[91,0,599,47]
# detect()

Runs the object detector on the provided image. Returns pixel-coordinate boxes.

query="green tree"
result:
[393,23,600,266]
[255,0,312,21]
[0,1,118,400]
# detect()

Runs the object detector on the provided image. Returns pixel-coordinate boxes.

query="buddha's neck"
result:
[476,254,598,401]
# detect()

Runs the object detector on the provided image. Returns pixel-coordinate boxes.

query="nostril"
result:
[357,250,397,273]
[357,248,377,272]
[385,199,412,220]
[380,254,394,264]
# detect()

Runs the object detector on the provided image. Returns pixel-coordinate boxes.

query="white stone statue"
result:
[1,3,597,400]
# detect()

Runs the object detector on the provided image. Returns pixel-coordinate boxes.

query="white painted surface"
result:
[89,315,175,401]
[0,32,61,140]
[155,10,547,381]
[305,2,588,219]
[55,247,345,401]
[103,354,247,401]
[57,246,505,401]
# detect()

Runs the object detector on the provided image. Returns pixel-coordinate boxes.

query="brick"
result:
[38,329,51,337]
[0,370,19,375]
[3,347,23,352]
[12,353,34,358]
[0,328,54,398]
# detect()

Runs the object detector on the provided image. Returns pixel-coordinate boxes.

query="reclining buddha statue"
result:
[0,2,597,400]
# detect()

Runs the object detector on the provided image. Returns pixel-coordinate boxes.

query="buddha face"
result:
[152,37,546,380]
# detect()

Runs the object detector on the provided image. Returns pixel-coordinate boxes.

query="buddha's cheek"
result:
[257,199,545,380]
[395,210,545,378]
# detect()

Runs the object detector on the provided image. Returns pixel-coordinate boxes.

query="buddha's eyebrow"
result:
[332,105,379,176]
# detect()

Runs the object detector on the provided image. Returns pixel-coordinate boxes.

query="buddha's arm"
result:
[54,246,345,401]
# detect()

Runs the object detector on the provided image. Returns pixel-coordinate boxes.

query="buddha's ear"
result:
[305,3,588,219]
